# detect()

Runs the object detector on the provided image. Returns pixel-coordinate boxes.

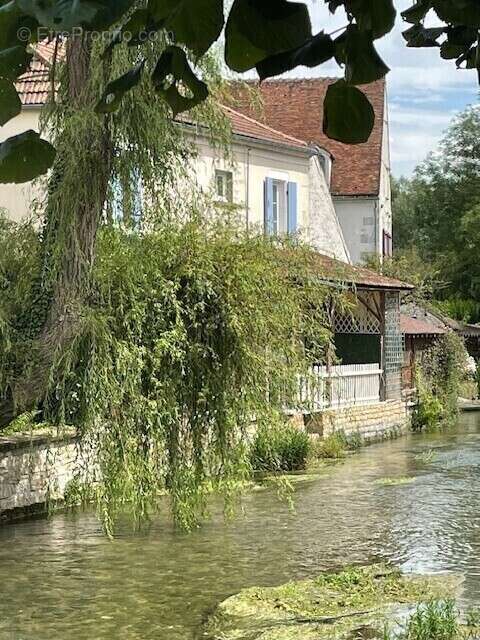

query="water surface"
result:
[1,412,479,639]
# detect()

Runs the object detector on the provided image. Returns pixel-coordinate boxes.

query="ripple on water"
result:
[0,413,479,639]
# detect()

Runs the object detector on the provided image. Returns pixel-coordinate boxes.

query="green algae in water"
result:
[375,477,416,487]
[205,564,462,640]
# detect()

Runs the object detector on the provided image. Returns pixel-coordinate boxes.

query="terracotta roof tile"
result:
[181,105,310,149]
[16,48,310,151]
[16,39,66,106]
[301,251,413,291]
[229,78,386,197]
[221,105,309,149]
[16,58,51,106]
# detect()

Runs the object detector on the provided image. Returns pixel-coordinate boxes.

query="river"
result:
[0,412,479,639]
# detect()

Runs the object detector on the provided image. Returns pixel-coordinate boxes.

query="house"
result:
[2,45,350,263]
[1,45,414,438]
[231,78,393,265]
[400,311,447,391]
[184,106,350,262]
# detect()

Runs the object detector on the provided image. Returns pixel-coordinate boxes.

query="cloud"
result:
[306,0,479,176]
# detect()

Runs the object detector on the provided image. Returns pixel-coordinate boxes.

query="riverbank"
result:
[0,397,410,522]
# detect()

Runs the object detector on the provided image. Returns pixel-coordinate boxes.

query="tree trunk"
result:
[4,32,112,419]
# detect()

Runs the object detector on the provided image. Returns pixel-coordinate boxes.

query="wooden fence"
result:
[298,363,383,412]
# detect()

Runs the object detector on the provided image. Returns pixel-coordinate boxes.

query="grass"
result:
[250,421,311,473]
[383,601,459,640]
[313,430,364,460]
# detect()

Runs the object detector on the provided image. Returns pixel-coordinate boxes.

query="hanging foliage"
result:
[0,210,343,531]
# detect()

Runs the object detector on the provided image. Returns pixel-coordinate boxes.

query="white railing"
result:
[298,363,383,412]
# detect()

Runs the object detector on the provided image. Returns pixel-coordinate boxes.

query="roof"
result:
[403,302,480,339]
[16,46,310,151]
[16,57,51,106]
[229,78,386,197]
[400,314,446,337]
[220,105,309,150]
[304,252,413,291]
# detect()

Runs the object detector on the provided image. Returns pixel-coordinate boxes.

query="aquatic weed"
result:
[375,477,416,487]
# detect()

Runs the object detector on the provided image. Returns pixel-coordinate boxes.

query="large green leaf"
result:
[0,45,32,80]
[88,0,133,30]
[0,77,21,125]
[345,0,396,39]
[0,1,38,49]
[433,0,480,27]
[256,32,335,81]
[344,26,390,85]
[225,0,312,73]
[401,1,432,25]
[403,24,444,48]
[95,60,145,114]
[17,0,98,30]
[323,79,375,144]
[16,0,133,31]
[0,130,56,183]
[152,45,208,116]
[148,0,224,57]
[456,46,477,70]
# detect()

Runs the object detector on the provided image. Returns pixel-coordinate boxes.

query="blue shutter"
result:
[264,177,274,235]
[287,181,298,234]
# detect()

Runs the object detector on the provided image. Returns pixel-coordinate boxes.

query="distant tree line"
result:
[392,104,480,324]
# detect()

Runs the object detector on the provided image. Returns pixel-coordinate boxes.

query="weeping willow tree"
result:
[0,20,346,532]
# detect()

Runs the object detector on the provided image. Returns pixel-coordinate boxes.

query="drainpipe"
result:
[245,146,251,235]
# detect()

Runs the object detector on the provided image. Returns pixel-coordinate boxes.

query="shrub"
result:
[0,217,343,531]
[312,429,363,460]
[412,372,444,432]
[314,431,347,459]
[413,333,469,431]
[250,418,311,473]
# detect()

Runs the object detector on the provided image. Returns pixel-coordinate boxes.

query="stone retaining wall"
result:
[0,429,78,520]
[304,399,409,442]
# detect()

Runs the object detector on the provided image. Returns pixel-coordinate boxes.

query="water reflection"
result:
[0,412,479,639]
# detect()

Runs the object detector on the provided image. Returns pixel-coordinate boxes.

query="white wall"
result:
[333,95,393,265]
[0,108,42,222]
[309,156,350,262]
[334,197,378,265]
[378,95,393,241]
[190,134,350,262]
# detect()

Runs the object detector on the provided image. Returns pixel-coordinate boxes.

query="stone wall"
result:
[0,429,78,520]
[304,399,408,442]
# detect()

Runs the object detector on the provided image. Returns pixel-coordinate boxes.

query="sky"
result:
[300,1,479,177]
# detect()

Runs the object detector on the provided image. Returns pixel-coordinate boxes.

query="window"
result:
[110,170,142,227]
[271,180,287,234]
[383,231,393,257]
[264,178,297,236]
[215,169,233,203]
